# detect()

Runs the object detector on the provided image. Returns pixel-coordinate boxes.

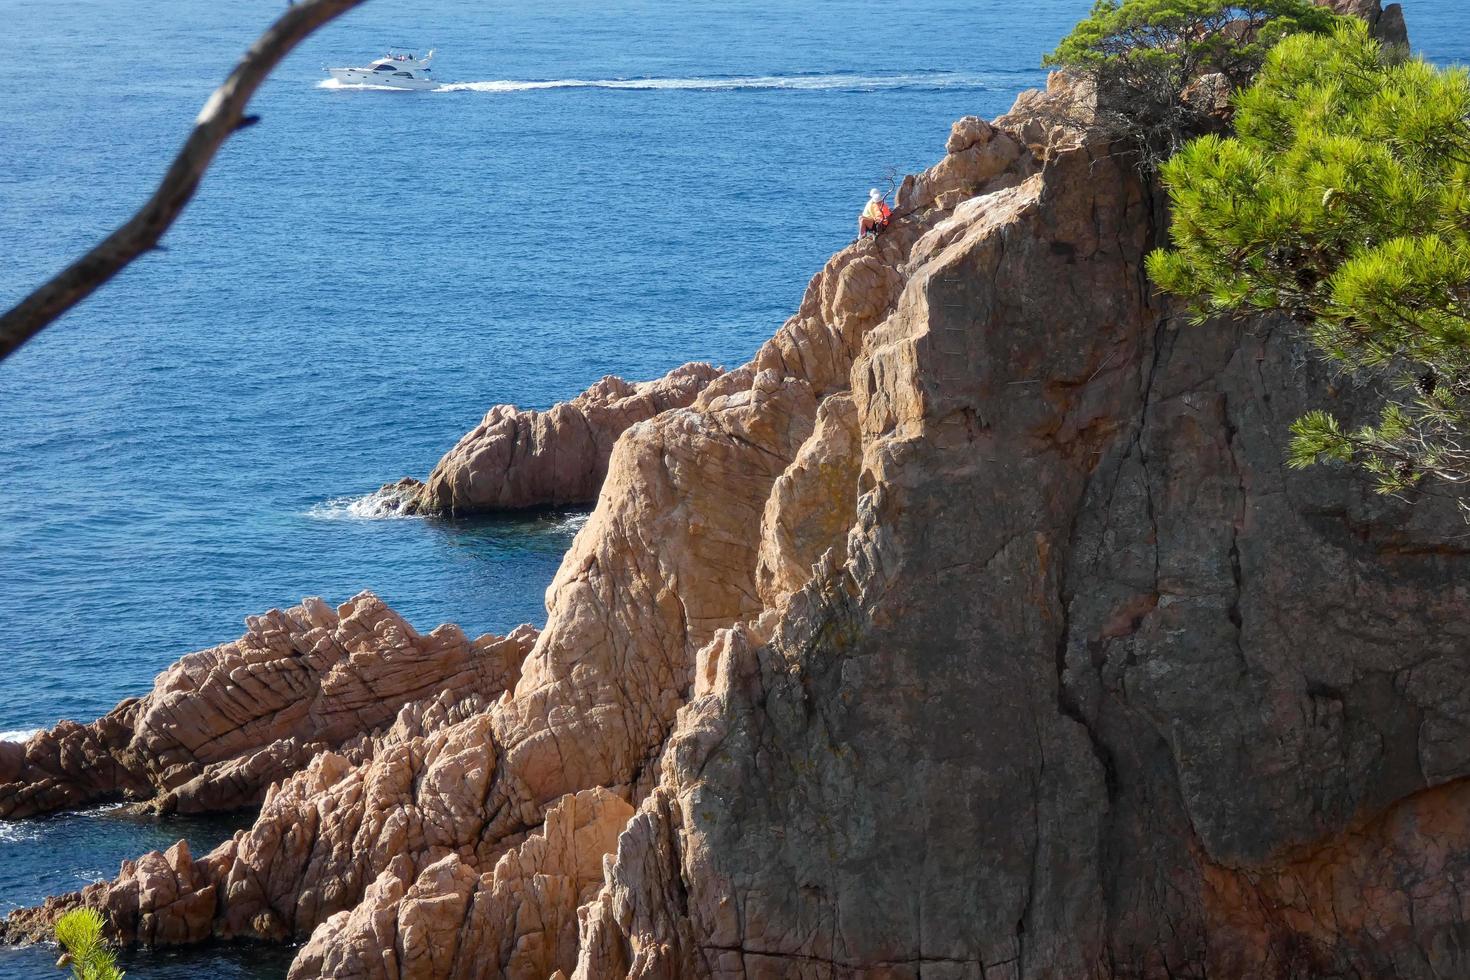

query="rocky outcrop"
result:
[405,362,723,516]
[896,113,1027,214]
[11,19,1470,976]
[569,113,1470,980]
[995,69,1098,157]
[0,593,535,819]
[290,787,634,980]
[1321,0,1409,45]
[2,111,1013,967]
[573,138,1141,980]
[754,393,861,607]
[4,839,220,948]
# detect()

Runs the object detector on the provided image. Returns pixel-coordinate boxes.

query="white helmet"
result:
[869,188,883,201]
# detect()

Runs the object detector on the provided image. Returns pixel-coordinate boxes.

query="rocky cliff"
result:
[7,11,1470,976]
[397,362,723,516]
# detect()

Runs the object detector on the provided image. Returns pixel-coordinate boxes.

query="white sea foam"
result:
[0,821,39,845]
[435,71,992,94]
[548,513,590,535]
[317,78,422,92]
[0,728,38,743]
[320,71,995,95]
[307,487,421,521]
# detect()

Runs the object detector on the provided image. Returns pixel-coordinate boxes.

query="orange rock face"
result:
[0,593,535,820]
[754,392,861,607]
[289,787,634,980]
[9,29,1470,977]
[408,362,724,515]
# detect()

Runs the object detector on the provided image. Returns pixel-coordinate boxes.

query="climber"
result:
[859,188,892,238]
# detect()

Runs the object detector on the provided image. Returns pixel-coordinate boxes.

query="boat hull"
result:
[326,67,438,90]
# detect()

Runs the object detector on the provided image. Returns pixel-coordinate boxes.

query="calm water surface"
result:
[1,0,1462,975]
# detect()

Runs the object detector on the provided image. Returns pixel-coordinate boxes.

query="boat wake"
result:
[320,69,1020,94]
[318,78,426,92]
[436,69,1005,94]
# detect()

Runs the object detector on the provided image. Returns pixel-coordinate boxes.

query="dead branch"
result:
[0,0,370,363]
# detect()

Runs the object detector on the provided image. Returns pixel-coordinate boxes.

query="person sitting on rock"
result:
[859,188,892,238]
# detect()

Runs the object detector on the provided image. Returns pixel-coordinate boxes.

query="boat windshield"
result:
[372,63,395,71]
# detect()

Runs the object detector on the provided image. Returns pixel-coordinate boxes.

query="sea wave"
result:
[434,70,1000,94]
[548,512,590,535]
[320,70,1012,95]
[307,486,421,521]
[0,822,39,845]
[0,728,39,743]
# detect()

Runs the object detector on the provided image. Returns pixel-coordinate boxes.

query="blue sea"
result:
[1,0,1463,975]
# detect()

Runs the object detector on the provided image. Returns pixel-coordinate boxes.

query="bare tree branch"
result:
[0,0,370,364]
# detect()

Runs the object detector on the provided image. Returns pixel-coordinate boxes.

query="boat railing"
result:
[385,47,433,65]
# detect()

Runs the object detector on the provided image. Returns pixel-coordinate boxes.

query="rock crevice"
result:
[8,33,1470,977]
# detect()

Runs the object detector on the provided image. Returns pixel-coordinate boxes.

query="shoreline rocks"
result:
[0,593,536,821]
[11,10,1470,973]
[0,106,998,966]
[405,362,724,517]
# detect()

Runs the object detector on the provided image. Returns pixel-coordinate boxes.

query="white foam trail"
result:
[0,729,38,743]
[317,78,422,92]
[308,487,421,521]
[434,71,993,94]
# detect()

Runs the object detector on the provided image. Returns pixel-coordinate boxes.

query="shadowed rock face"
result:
[9,14,1470,974]
[1321,0,1409,45]
[572,132,1470,980]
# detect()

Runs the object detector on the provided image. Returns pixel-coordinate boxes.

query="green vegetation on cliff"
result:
[1149,20,1470,500]
[1043,0,1339,160]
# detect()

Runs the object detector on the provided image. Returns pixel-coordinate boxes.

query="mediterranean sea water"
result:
[1,0,1463,975]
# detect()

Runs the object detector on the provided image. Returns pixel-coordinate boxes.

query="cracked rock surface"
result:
[8,27,1470,976]
[0,593,535,821]
[572,83,1470,980]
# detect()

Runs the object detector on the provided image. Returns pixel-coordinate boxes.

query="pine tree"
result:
[1148,19,1470,504]
[1043,0,1339,164]
[54,908,125,980]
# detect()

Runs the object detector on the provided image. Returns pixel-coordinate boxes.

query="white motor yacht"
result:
[326,49,437,90]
